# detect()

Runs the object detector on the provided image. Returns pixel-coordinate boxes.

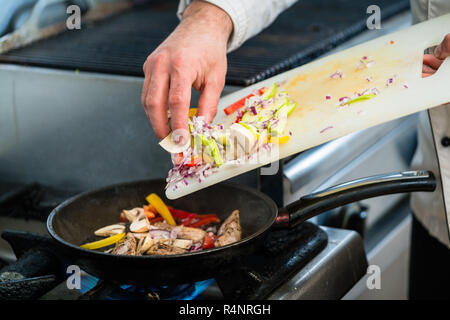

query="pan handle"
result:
[275,170,436,228]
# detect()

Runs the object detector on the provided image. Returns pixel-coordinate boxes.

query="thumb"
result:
[434,34,450,59]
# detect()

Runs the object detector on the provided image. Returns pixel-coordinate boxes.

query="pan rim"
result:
[46,178,278,260]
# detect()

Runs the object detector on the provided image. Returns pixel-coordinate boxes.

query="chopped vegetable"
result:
[202,232,217,249]
[261,83,276,100]
[80,232,125,250]
[269,135,290,144]
[146,193,176,225]
[185,155,201,167]
[320,126,334,134]
[342,93,376,106]
[143,205,156,219]
[330,70,344,79]
[223,87,266,115]
[188,108,198,117]
[189,215,221,228]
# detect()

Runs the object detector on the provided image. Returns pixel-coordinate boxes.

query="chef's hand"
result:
[422,34,450,78]
[141,0,233,142]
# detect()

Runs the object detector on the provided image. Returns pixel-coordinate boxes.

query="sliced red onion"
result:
[338,96,351,106]
[250,106,258,115]
[320,126,334,134]
[386,77,394,86]
[326,95,331,100]
[330,70,344,79]
[170,226,182,239]
[366,76,372,82]
[357,58,375,69]
[190,242,203,251]
[403,83,409,89]
[148,229,170,240]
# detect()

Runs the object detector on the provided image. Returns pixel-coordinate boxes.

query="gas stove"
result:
[0,183,366,300]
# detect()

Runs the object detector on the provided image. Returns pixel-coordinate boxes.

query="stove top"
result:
[0,183,327,300]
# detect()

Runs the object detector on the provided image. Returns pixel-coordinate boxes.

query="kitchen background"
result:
[0,0,436,299]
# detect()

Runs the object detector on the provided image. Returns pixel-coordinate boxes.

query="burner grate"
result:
[0,0,409,85]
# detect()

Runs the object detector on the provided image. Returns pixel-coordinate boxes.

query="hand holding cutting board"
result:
[162,14,450,199]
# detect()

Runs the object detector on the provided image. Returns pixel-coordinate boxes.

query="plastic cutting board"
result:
[166,13,450,199]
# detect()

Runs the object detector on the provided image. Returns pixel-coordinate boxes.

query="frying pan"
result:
[47,170,436,285]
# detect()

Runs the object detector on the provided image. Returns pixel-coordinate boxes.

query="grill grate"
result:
[0,0,409,86]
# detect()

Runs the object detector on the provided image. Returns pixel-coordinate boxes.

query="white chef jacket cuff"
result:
[177,0,248,52]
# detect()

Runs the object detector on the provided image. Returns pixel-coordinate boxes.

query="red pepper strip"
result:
[172,152,184,165]
[188,215,221,228]
[167,206,197,219]
[203,232,217,249]
[224,93,253,115]
[223,87,267,115]
[149,216,164,223]
[185,155,201,167]
[179,215,198,226]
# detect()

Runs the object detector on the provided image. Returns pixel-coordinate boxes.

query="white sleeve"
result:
[177,0,298,52]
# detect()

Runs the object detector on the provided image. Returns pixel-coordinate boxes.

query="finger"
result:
[434,34,450,59]
[197,81,222,123]
[168,73,192,144]
[423,54,443,70]
[141,58,152,107]
[145,56,170,139]
[422,64,436,78]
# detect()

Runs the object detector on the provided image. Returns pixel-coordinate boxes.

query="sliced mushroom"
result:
[94,223,126,237]
[136,234,155,255]
[173,239,193,250]
[130,216,150,233]
[122,208,145,222]
[132,233,148,240]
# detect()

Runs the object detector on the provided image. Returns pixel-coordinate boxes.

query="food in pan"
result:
[161,83,298,191]
[80,193,241,256]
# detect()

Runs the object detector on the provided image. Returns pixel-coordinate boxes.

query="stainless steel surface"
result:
[284,114,418,228]
[284,118,411,193]
[343,213,412,299]
[0,65,169,190]
[268,227,367,300]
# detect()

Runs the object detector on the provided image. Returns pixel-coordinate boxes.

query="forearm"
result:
[180,0,233,45]
[178,0,298,52]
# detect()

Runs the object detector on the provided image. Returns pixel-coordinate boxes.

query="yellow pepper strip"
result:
[188,108,198,117]
[80,232,125,250]
[146,193,176,225]
[269,135,290,144]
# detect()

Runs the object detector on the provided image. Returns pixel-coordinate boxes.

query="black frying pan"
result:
[47,170,436,285]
